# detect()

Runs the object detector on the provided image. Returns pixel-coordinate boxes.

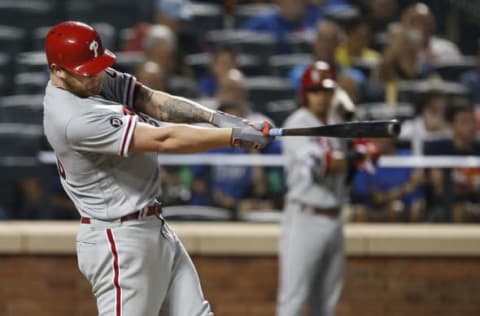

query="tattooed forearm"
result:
[136,86,213,123]
[160,96,213,123]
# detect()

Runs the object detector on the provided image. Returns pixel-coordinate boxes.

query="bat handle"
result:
[268,128,284,137]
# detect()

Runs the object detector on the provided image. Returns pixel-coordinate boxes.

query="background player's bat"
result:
[267,119,401,138]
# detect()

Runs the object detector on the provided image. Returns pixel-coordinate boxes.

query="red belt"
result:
[301,204,340,217]
[81,204,162,224]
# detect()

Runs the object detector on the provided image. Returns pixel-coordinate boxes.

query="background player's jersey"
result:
[43,69,161,220]
[282,107,346,208]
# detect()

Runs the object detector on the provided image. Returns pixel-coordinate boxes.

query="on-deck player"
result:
[276,61,378,316]
[43,21,272,316]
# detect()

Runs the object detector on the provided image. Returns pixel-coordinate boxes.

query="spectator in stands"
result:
[399,85,451,155]
[425,100,480,222]
[351,137,426,222]
[376,24,439,104]
[155,0,192,34]
[143,24,177,77]
[289,20,363,114]
[460,46,480,105]
[135,61,168,91]
[401,2,462,64]
[364,0,398,35]
[198,47,239,97]
[241,0,324,53]
[335,16,381,68]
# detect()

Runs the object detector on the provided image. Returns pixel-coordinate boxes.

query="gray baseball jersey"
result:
[43,68,212,316]
[282,107,346,207]
[277,107,345,316]
[44,68,160,220]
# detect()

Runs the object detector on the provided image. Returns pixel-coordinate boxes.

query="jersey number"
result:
[89,40,99,58]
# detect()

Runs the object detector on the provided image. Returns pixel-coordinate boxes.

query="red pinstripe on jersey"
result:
[120,115,134,157]
[106,229,122,316]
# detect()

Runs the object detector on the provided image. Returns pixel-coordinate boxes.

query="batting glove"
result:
[231,121,274,149]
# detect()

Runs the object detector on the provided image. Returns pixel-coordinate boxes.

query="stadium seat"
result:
[397,80,469,103]
[0,123,43,157]
[185,52,264,78]
[112,52,144,74]
[268,54,312,77]
[13,72,48,95]
[206,30,277,62]
[233,3,276,28]
[244,76,296,112]
[0,0,54,35]
[263,99,298,127]
[15,52,48,73]
[433,56,476,81]
[66,0,142,30]
[354,102,415,121]
[189,3,225,33]
[0,26,27,57]
[0,53,13,95]
[168,76,199,99]
[285,34,312,54]
[0,94,44,126]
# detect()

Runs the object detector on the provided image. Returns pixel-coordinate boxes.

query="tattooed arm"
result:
[135,85,215,123]
[134,85,251,127]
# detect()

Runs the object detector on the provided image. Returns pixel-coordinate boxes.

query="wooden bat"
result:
[267,119,401,138]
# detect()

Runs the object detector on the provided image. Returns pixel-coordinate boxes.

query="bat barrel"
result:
[268,119,402,138]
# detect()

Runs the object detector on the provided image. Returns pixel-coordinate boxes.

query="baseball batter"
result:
[43,21,271,316]
[277,61,375,316]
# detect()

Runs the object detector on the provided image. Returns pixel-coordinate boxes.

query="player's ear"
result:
[50,64,66,78]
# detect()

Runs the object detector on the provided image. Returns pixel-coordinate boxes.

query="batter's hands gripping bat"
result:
[264,119,401,138]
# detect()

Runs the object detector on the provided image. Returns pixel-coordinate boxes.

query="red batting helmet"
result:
[300,61,336,105]
[45,21,116,76]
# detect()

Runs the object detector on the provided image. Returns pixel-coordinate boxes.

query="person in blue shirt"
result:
[197,47,239,97]
[242,0,324,54]
[351,137,425,222]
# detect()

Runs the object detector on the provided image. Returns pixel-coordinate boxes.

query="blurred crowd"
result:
[1,0,480,223]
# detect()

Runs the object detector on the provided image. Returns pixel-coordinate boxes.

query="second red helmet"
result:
[300,61,336,105]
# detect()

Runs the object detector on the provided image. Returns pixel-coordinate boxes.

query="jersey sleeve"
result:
[100,67,142,110]
[66,108,138,157]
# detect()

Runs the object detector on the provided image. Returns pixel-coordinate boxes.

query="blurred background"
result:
[0,0,479,315]
[1,0,480,223]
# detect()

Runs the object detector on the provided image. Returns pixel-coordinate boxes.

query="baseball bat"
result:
[267,119,401,138]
